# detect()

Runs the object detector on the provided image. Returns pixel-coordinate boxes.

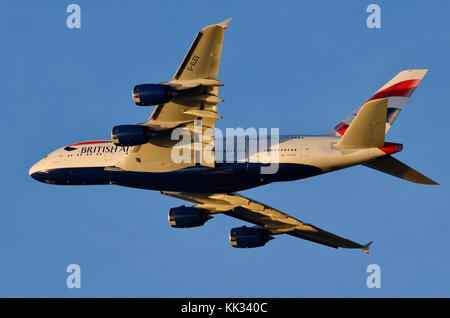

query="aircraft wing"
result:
[148,18,231,128]
[160,191,373,253]
[117,19,231,172]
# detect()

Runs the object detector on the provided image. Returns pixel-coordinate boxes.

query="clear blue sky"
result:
[0,1,448,297]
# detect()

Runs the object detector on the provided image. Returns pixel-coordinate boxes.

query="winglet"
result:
[217,18,232,29]
[362,241,374,254]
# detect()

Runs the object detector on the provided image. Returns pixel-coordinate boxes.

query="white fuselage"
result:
[30,135,392,175]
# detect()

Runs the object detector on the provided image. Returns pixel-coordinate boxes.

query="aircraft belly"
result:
[116,163,322,192]
[39,163,322,192]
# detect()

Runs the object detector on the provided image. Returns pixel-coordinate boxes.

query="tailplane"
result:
[334,98,387,149]
[363,155,438,185]
[328,70,437,185]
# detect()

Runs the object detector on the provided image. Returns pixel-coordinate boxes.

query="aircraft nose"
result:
[29,162,39,177]
[29,158,48,182]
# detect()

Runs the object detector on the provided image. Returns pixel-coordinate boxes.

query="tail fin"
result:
[363,155,438,185]
[329,69,428,136]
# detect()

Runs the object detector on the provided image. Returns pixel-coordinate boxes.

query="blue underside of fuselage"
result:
[30,163,323,193]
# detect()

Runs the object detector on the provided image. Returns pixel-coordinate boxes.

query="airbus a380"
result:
[29,19,437,253]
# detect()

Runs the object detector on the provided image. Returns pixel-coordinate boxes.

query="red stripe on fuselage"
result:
[67,140,112,147]
[368,79,421,101]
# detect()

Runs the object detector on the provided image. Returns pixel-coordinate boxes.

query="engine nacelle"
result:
[168,206,211,228]
[132,84,174,106]
[111,124,153,146]
[229,226,274,248]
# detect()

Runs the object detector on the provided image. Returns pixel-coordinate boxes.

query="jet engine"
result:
[229,226,274,248]
[111,124,155,146]
[168,206,212,228]
[132,84,175,106]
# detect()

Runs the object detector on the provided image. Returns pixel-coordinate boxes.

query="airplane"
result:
[29,19,438,253]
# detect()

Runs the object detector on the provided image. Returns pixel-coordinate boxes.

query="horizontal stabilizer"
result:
[363,155,438,185]
[334,98,388,149]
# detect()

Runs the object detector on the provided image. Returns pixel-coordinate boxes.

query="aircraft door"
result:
[300,138,309,158]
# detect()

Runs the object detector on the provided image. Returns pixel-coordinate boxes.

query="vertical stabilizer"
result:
[329,70,428,136]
